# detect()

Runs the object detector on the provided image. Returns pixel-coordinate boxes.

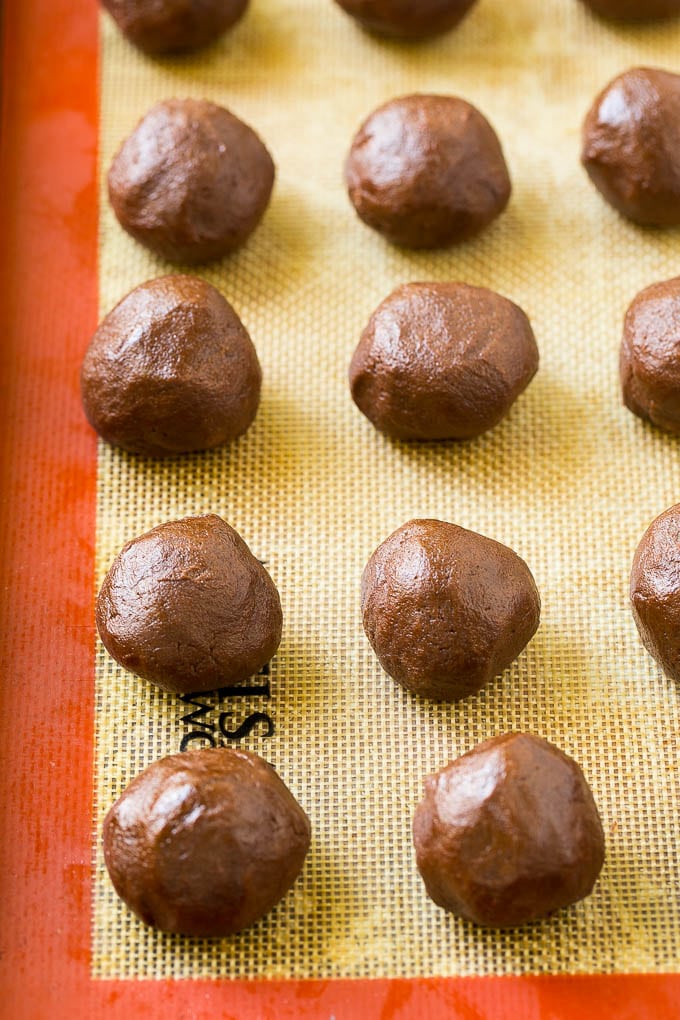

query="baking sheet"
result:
[92,0,680,981]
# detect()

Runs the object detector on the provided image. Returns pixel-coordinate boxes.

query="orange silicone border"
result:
[1,1,678,1016]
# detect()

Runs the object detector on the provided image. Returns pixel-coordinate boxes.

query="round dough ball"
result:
[620,276,680,434]
[81,275,261,457]
[103,747,311,936]
[333,0,478,38]
[361,519,540,701]
[345,94,511,249]
[108,98,275,264]
[413,733,605,927]
[630,503,680,681]
[101,0,248,54]
[581,67,680,227]
[96,515,282,693]
[577,0,680,20]
[349,282,538,440]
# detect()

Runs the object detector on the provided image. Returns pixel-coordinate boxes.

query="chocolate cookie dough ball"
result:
[361,519,540,701]
[577,0,680,20]
[345,95,511,248]
[96,515,282,693]
[630,504,680,680]
[102,0,248,54]
[581,68,680,227]
[81,276,261,457]
[413,733,605,927]
[108,99,275,264]
[333,0,478,39]
[620,276,680,433]
[349,282,538,440]
[103,747,311,936]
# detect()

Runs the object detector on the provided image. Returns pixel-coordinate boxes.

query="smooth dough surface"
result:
[108,98,275,264]
[103,747,311,936]
[345,94,511,248]
[349,281,538,440]
[581,67,680,226]
[96,514,283,693]
[413,732,605,927]
[102,0,249,54]
[81,275,261,456]
[361,519,540,701]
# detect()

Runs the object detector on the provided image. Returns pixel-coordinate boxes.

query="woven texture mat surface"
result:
[93,0,680,980]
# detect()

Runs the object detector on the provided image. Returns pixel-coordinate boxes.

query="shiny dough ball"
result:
[349,282,538,440]
[96,515,282,693]
[581,67,680,227]
[333,0,478,39]
[103,747,311,936]
[361,519,540,701]
[108,98,275,264]
[81,275,261,457]
[345,94,511,249]
[577,0,680,21]
[413,733,605,927]
[101,0,249,54]
[620,276,680,434]
[630,503,680,681]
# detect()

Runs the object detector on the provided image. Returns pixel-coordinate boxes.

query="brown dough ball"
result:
[101,0,248,54]
[361,519,540,701]
[345,94,511,249]
[349,282,538,440]
[333,0,478,39]
[413,733,605,927]
[630,503,680,681]
[108,99,275,264]
[620,276,680,434]
[103,747,311,936]
[577,0,680,20]
[581,67,680,227]
[81,275,261,457]
[96,515,282,693]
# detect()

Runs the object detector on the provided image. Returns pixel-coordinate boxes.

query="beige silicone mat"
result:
[93,0,680,980]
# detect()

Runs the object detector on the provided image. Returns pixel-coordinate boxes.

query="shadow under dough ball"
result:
[620,276,680,434]
[103,747,311,936]
[630,503,680,681]
[581,67,680,226]
[345,94,511,248]
[81,275,261,457]
[108,98,275,264]
[577,0,680,19]
[101,0,248,54]
[349,282,538,440]
[333,0,478,38]
[96,515,282,693]
[361,519,540,701]
[413,733,605,927]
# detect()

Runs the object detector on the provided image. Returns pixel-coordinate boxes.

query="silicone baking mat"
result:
[94,0,680,981]
[2,0,680,1016]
